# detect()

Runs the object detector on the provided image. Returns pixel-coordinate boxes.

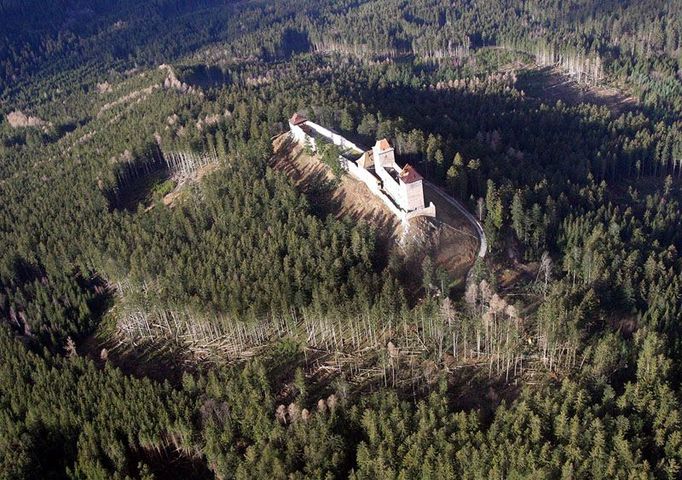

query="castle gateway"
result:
[289,113,436,221]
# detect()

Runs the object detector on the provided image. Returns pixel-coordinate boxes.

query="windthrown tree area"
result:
[1,0,682,478]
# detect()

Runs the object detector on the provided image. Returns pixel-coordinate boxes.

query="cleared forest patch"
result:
[106,146,221,212]
[516,66,636,114]
[160,161,220,208]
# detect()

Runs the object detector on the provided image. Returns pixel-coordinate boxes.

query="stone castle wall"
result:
[289,119,435,221]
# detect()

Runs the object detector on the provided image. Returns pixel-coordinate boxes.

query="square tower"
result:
[399,164,425,211]
[288,113,308,143]
[372,138,395,168]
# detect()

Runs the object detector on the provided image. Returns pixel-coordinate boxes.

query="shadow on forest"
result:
[177,29,310,91]
[343,77,657,189]
[80,332,192,386]
[1,256,113,350]
[105,147,171,212]
[177,64,233,89]
[278,28,312,59]
[130,445,213,480]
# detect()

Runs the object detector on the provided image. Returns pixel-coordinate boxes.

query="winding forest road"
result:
[425,181,487,258]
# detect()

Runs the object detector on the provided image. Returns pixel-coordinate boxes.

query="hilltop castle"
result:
[289,113,436,221]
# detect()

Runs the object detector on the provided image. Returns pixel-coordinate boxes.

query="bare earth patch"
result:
[423,184,479,281]
[272,134,401,243]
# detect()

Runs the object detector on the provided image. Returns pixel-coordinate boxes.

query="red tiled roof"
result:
[289,113,307,125]
[375,138,392,150]
[399,164,423,184]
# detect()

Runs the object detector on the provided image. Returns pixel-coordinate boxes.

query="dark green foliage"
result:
[1,1,682,478]
[104,149,389,318]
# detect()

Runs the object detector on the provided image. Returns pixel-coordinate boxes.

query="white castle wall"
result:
[289,119,435,221]
[290,123,306,143]
[405,202,436,220]
[346,160,379,190]
[304,121,364,155]
[375,166,404,209]
[371,147,402,206]
[290,122,317,152]
[345,160,404,218]
[372,147,395,167]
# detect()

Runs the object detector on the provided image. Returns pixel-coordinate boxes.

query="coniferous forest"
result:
[1,0,682,478]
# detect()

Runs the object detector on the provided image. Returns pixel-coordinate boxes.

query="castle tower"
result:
[288,113,308,143]
[399,164,425,211]
[372,138,395,169]
[289,112,307,128]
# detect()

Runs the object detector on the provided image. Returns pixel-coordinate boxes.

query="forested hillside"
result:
[1,0,681,478]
